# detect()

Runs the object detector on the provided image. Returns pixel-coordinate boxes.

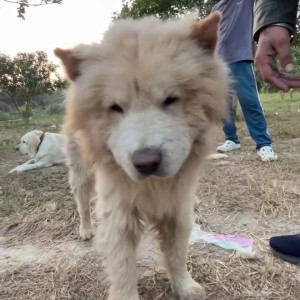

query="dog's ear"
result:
[54,48,80,81]
[190,11,221,53]
[28,132,42,158]
[34,130,43,137]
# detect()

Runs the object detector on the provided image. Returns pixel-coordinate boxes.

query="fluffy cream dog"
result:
[9,130,66,173]
[55,12,229,300]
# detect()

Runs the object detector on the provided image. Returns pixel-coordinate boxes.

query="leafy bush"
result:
[0,111,20,121]
[47,103,64,115]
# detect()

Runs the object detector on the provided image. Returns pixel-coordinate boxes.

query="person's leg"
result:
[216,63,241,153]
[222,93,240,144]
[231,61,272,149]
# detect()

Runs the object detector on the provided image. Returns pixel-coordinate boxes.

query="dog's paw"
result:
[79,224,94,240]
[183,282,206,300]
[9,168,19,174]
[174,279,206,300]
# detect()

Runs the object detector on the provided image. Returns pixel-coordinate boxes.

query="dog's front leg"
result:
[157,205,205,300]
[9,160,50,173]
[98,209,141,300]
[23,159,35,165]
[9,159,35,173]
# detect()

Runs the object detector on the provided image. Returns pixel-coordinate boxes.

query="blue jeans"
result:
[223,61,272,150]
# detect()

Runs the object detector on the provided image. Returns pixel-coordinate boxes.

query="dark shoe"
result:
[269,233,300,265]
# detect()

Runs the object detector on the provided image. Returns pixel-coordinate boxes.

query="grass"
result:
[235,92,300,138]
[0,94,300,300]
[0,109,63,127]
[0,110,63,151]
[261,92,300,137]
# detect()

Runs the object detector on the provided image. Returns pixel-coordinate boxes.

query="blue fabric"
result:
[211,0,254,64]
[222,61,272,149]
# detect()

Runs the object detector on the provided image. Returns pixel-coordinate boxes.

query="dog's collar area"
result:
[36,132,45,153]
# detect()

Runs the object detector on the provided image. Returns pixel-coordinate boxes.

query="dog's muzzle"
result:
[132,148,161,176]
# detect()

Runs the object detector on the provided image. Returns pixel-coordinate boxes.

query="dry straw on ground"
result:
[1,122,300,299]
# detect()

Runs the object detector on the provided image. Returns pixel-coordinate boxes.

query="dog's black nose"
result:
[15,146,19,151]
[132,148,161,175]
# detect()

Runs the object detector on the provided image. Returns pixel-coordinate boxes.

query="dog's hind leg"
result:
[157,204,206,300]
[69,165,94,240]
[66,137,94,240]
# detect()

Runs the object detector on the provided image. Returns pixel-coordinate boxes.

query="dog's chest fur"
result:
[94,152,201,223]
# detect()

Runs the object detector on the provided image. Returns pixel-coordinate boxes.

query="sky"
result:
[0,0,122,63]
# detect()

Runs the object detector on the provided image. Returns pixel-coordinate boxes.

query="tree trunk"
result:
[21,95,32,125]
[10,93,23,117]
[24,100,32,125]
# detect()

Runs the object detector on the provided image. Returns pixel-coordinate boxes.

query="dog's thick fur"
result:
[9,130,66,173]
[55,12,229,300]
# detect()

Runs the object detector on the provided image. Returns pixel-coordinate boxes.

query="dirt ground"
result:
[0,111,300,299]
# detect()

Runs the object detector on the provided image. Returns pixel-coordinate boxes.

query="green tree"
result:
[0,51,67,124]
[114,0,300,39]
[3,0,63,19]
[113,0,219,20]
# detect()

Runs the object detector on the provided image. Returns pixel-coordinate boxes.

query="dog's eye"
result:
[163,96,179,108]
[22,141,26,143]
[110,104,124,114]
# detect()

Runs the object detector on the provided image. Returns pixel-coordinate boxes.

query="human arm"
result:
[254,0,300,91]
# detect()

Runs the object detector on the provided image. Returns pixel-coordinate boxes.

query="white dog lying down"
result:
[9,130,66,173]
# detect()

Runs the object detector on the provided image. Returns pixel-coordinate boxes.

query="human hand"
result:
[255,26,300,91]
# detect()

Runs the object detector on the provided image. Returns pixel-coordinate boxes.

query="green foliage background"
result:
[0,51,67,123]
